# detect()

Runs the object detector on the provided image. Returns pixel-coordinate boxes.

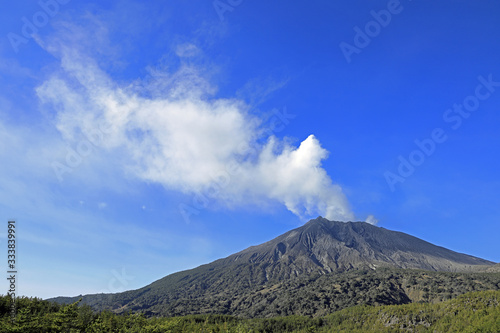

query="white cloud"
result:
[36,43,356,222]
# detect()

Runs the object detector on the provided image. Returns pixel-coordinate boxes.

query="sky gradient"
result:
[1,0,500,299]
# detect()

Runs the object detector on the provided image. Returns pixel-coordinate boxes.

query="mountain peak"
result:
[224,217,493,275]
[302,216,371,231]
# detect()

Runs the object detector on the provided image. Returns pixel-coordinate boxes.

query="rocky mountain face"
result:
[219,217,493,275]
[50,217,496,316]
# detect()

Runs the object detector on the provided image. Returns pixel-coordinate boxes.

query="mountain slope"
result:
[50,217,496,316]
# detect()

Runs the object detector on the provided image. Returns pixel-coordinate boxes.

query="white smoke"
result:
[365,215,379,225]
[37,47,356,221]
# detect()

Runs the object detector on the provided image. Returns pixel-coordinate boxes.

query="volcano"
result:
[50,217,496,317]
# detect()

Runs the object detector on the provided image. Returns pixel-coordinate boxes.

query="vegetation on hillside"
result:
[1,290,500,332]
[52,268,500,318]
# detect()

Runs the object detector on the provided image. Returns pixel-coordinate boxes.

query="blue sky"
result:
[1,0,499,299]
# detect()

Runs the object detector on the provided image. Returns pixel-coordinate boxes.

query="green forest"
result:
[1,290,499,332]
